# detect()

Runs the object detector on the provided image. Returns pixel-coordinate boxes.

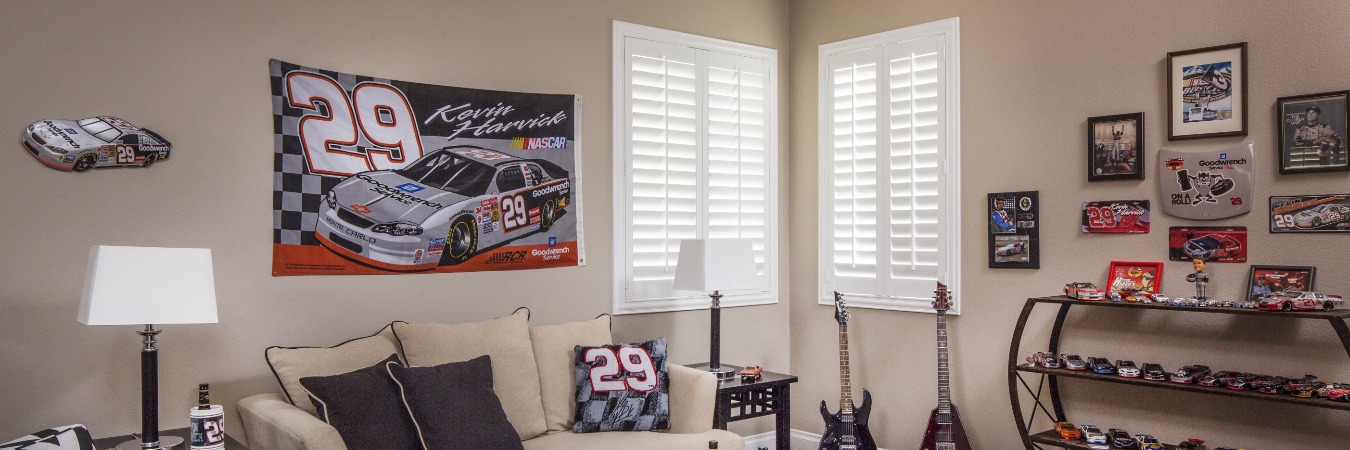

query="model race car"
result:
[1054,421,1081,441]
[1135,434,1165,450]
[1108,429,1139,449]
[1170,365,1211,384]
[1063,354,1087,371]
[315,145,571,271]
[1116,360,1140,378]
[1257,291,1344,311]
[1175,438,1206,450]
[1027,351,1062,369]
[1142,363,1167,381]
[1086,357,1116,375]
[1182,234,1242,261]
[1327,388,1350,402]
[22,117,170,172]
[1252,375,1290,394]
[1078,424,1107,449]
[1291,203,1350,229]
[1064,282,1105,301]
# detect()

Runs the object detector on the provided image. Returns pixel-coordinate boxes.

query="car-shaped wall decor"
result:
[22,117,170,172]
[315,145,571,271]
[1064,282,1105,301]
[1257,291,1344,311]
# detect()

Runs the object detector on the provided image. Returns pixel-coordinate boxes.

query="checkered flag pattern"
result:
[1,424,94,450]
[572,338,671,433]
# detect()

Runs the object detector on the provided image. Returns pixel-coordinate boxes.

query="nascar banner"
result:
[270,59,583,276]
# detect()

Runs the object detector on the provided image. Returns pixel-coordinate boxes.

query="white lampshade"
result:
[78,245,218,325]
[671,239,760,293]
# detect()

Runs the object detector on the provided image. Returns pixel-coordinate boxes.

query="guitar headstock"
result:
[932,282,951,313]
[834,291,850,325]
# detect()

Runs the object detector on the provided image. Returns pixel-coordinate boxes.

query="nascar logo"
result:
[511,136,568,150]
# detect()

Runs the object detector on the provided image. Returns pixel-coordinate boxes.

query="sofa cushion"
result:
[529,314,612,432]
[1,424,94,450]
[266,323,403,415]
[298,354,418,450]
[387,355,524,450]
[393,308,547,440]
[572,338,670,433]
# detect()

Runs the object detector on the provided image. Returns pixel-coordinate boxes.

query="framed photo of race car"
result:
[1106,261,1163,296]
[1087,113,1144,181]
[988,191,1039,269]
[1277,91,1349,174]
[1167,42,1247,140]
[1081,200,1149,234]
[1270,195,1350,233]
[1246,265,1315,301]
[1168,226,1247,263]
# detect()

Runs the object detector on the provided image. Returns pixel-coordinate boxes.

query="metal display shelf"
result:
[1007,296,1350,449]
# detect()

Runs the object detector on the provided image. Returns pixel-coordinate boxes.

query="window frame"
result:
[611,20,780,315]
[816,17,961,314]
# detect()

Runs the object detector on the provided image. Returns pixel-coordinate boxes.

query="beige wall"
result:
[0,0,790,441]
[789,0,1350,448]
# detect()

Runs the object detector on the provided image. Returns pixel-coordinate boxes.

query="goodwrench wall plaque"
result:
[1158,143,1254,220]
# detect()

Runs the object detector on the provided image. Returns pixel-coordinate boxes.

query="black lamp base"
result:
[114,435,183,450]
[689,362,739,379]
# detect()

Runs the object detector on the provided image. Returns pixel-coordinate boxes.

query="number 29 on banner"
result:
[285,71,425,177]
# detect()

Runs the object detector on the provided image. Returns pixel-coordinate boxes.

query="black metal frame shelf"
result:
[1007,296,1350,450]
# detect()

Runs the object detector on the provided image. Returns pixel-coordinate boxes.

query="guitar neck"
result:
[936,311,950,411]
[839,322,853,412]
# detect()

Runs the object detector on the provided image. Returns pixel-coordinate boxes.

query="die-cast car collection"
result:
[1061,278,1343,314]
[1047,420,1243,449]
[22,117,171,172]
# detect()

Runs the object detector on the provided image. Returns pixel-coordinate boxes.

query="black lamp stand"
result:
[706,291,735,379]
[116,325,183,450]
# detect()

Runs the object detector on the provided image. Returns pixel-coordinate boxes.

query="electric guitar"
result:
[819,292,877,450]
[920,283,973,450]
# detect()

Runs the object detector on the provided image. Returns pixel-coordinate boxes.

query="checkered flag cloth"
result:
[1,425,94,450]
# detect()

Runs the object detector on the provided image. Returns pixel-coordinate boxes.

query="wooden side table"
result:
[688,363,798,450]
[92,427,247,450]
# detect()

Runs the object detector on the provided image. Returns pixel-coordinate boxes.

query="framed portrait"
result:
[1167,42,1248,140]
[1246,265,1316,300]
[1277,91,1349,174]
[1088,113,1144,181]
[1106,261,1163,295]
[988,191,1039,269]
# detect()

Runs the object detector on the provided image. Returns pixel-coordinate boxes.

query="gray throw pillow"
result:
[572,338,670,433]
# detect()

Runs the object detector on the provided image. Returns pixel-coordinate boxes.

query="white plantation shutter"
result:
[820,19,960,313]
[614,22,778,314]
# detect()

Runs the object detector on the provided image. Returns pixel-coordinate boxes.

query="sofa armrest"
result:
[237,393,348,450]
[667,364,718,434]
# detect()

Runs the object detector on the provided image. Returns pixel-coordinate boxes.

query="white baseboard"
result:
[736,429,888,450]
[741,431,777,449]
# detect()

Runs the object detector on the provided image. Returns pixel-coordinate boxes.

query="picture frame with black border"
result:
[1167,42,1248,140]
[1246,265,1316,301]
[987,191,1039,269]
[1277,91,1349,174]
[1088,112,1145,181]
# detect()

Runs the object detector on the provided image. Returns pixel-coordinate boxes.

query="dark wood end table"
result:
[92,427,247,450]
[687,363,798,450]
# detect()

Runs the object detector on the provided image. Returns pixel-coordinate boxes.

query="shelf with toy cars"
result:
[1027,429,1181,450]
[1007,295,1350,449]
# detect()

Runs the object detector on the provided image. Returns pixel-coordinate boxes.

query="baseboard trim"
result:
[735,429,887,450]
[741,431,776,448]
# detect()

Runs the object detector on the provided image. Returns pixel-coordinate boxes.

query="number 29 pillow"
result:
[572,337,670,433]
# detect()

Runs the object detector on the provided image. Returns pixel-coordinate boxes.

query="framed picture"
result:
[1270,195,1350,233]
[1246,265,1316,300]
[1088,113,1144,181]
[988,191,1039,269]
[1167,42,1247,140]
[1106,261,1163,295]
[1277,91,1349,174]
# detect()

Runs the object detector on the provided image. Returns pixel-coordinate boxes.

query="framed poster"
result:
[1168,226,1247,263]
[1270,195,1350,233]
[988,191,1039,269]
[1277,91,1349,174]
[1081,200,1150,234]
[1167,42,1247,140]
[1246,265,1315,300]
[1088,113,1144,181]
[1106,261,1163,296]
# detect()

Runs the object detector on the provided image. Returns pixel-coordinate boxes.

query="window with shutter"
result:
[613,22,779,315]
[818,18,960,313]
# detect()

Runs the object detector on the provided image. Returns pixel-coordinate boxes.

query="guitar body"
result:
[817,389,877,450]
[919,403,973,450]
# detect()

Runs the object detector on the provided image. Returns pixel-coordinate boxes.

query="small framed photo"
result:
[1246,265,1316,300]
[1088,113,1144,181]
[1167,42,1247,140]
[1277,91,1349,174]
[1106,261,1164,295]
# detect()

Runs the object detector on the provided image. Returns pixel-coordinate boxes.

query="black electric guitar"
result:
[819,292,877,450]
[919,283,972,450]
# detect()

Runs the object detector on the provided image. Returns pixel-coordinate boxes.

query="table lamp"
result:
[672,239,759,379]
[78,246,217,450]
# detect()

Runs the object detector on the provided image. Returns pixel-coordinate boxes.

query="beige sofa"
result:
[238,309,743,450]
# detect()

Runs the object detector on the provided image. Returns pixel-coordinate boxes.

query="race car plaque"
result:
[1081,200,1150,234]
[1158,143,1253,220]
[988,191,1039,269]
[1270,195,1350,233]
[1168,226,1247,263]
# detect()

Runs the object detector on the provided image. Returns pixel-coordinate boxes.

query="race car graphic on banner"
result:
[1168,226,1247,263]
[269,59,584,276]
[1270,195,1350,233]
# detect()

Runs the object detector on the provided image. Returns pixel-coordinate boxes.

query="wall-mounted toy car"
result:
[1291,203,1350,229]
[1182,234,1243,261]
[995,241,1026,256]
[315,145,572,271]
[1086,357,1116,375]
[1170,365,1211,384]
[1063,354,1087,371]
[22,117,171,172]
[1064,282,1105,301]
[1257,291,1344,311]
[1175,438,1206,450]
[1078,424,1107,449]
[1026,351,1062,369]
[1116,360,1140,378]
[1054,421,1081,441]
[1142,363,1167,381]
[1108,429,1139,449]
